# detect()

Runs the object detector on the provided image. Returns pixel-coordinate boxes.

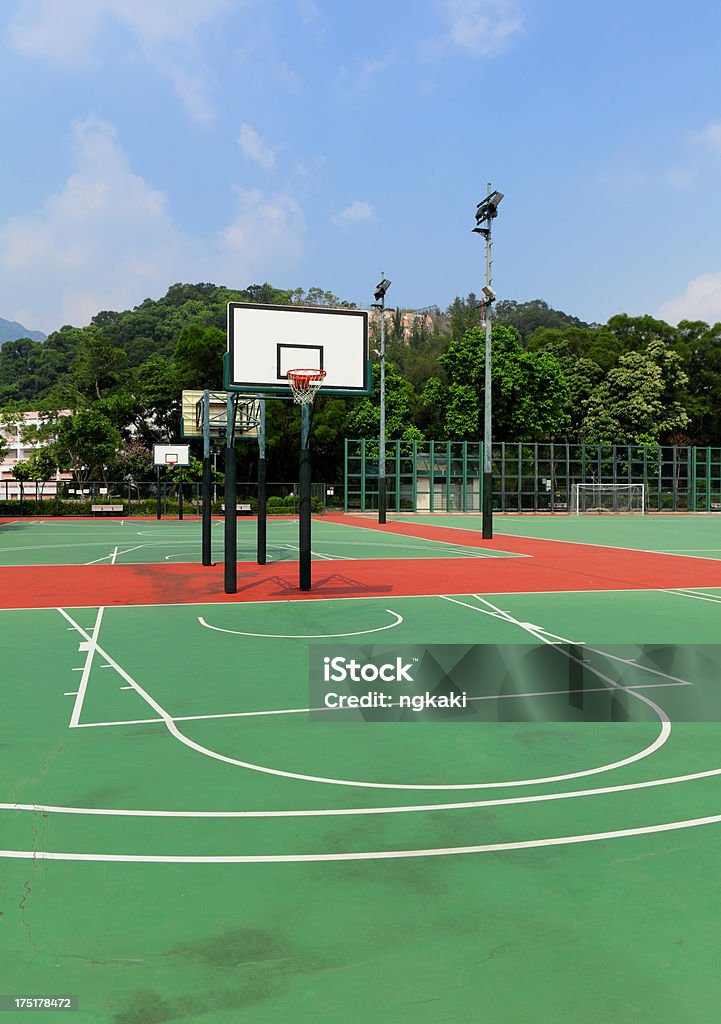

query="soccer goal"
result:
[570,483,646,515]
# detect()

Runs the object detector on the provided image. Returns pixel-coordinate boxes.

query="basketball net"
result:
[287,368,326,405]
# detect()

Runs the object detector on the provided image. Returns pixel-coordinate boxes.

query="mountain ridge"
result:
[0,316,47,345]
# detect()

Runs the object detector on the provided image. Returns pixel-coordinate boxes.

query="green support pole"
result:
[224,394,237,595]
[201,391,212,566]
[412,440,418,511]
[156,466,161,520]
[395,440,401,513]
[360,439,366,513]
[299,403,312,591]
[430,440,435,513]
[257,400,267,566]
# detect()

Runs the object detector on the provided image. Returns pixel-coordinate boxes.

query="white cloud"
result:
[697,121,721,154]
[332,201,376,227]
[7,0,230,120]
[238,124,276,169]
[657,272,721,326]
[340,51,397,92]
[429,0,524,58]
[219,188,304,267]
[0,116,305,331]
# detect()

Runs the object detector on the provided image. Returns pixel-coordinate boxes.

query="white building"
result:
[0,410,73,500]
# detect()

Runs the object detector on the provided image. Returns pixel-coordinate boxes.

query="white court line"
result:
[665,588,721,606]
[4,756,721,818]
[4,585,721,615]
[3,812,721,862]
[60,606,104,728]
[56,608,671,792]
[197,608,403,639]
[279,541,335,562]
[84,544,144,565]
[72,677,689,730]
[379,516,721,562]
[438,593,672,771]
[318,518,521,558]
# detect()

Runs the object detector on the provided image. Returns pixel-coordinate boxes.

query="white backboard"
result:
[226,302,369,397]
[153,443,190,467]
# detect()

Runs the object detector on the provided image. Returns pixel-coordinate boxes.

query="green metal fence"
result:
[345,441,721,513]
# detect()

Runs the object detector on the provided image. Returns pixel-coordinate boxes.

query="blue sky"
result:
[2,0,721,335]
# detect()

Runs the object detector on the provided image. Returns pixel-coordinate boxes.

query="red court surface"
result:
[2,514,721,609]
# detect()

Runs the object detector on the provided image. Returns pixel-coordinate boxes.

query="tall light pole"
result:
[372,276,391,524]
[473,186,503,539]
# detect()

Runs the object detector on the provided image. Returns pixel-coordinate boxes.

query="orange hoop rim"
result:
[287,368,326,386]
[287,367,326,404]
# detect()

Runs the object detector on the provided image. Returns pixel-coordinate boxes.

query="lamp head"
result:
[374,278,391,301]
[475,190,504,223]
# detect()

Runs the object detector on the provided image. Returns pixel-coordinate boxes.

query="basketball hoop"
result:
[287,368,326,405]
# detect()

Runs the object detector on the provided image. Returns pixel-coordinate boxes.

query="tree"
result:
[422,324,570,441]
[50,408,123,482]
[12,459,32,501]
[582,339,689,444]
[446,294,481,341]
[495,298,589,345]
[347,360,420,445]
[27,448,58,494]
[64,332,128,403]
[173,324,226,390]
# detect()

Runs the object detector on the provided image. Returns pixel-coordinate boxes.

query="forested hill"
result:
[0,281,720,484]
[0,316,46,346]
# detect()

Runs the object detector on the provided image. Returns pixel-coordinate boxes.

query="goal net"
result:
[570,483,646,515]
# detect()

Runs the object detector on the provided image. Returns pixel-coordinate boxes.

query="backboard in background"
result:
[225,302,370,398]
[181,391,260,440]
[153,443,190,467]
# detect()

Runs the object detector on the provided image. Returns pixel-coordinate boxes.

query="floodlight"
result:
[482,286,496,302]
[475,191,504,223]
[374,278,391,301]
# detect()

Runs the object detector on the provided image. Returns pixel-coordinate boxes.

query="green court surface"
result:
[4,514,721,1022]
[4,576,721,1022]
[0,519,521,567]
[394,511,721,557]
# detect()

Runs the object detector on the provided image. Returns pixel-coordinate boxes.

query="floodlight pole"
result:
[473,183,503,539]
[482,204,492,538]
[372,276,391,524]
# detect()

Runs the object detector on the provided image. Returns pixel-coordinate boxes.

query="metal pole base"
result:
[224,445,237,594]
[378,476,387,525]
[482,471,493,539]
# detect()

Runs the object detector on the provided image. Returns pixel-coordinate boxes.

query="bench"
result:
[220,503,252,515]
[91,504,124,516]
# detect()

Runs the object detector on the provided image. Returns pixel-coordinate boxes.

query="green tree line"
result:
[0,283,717,484]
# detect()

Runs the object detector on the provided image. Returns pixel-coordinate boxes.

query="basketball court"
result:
[3,304,721,1021]
[3,506,721,1022]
